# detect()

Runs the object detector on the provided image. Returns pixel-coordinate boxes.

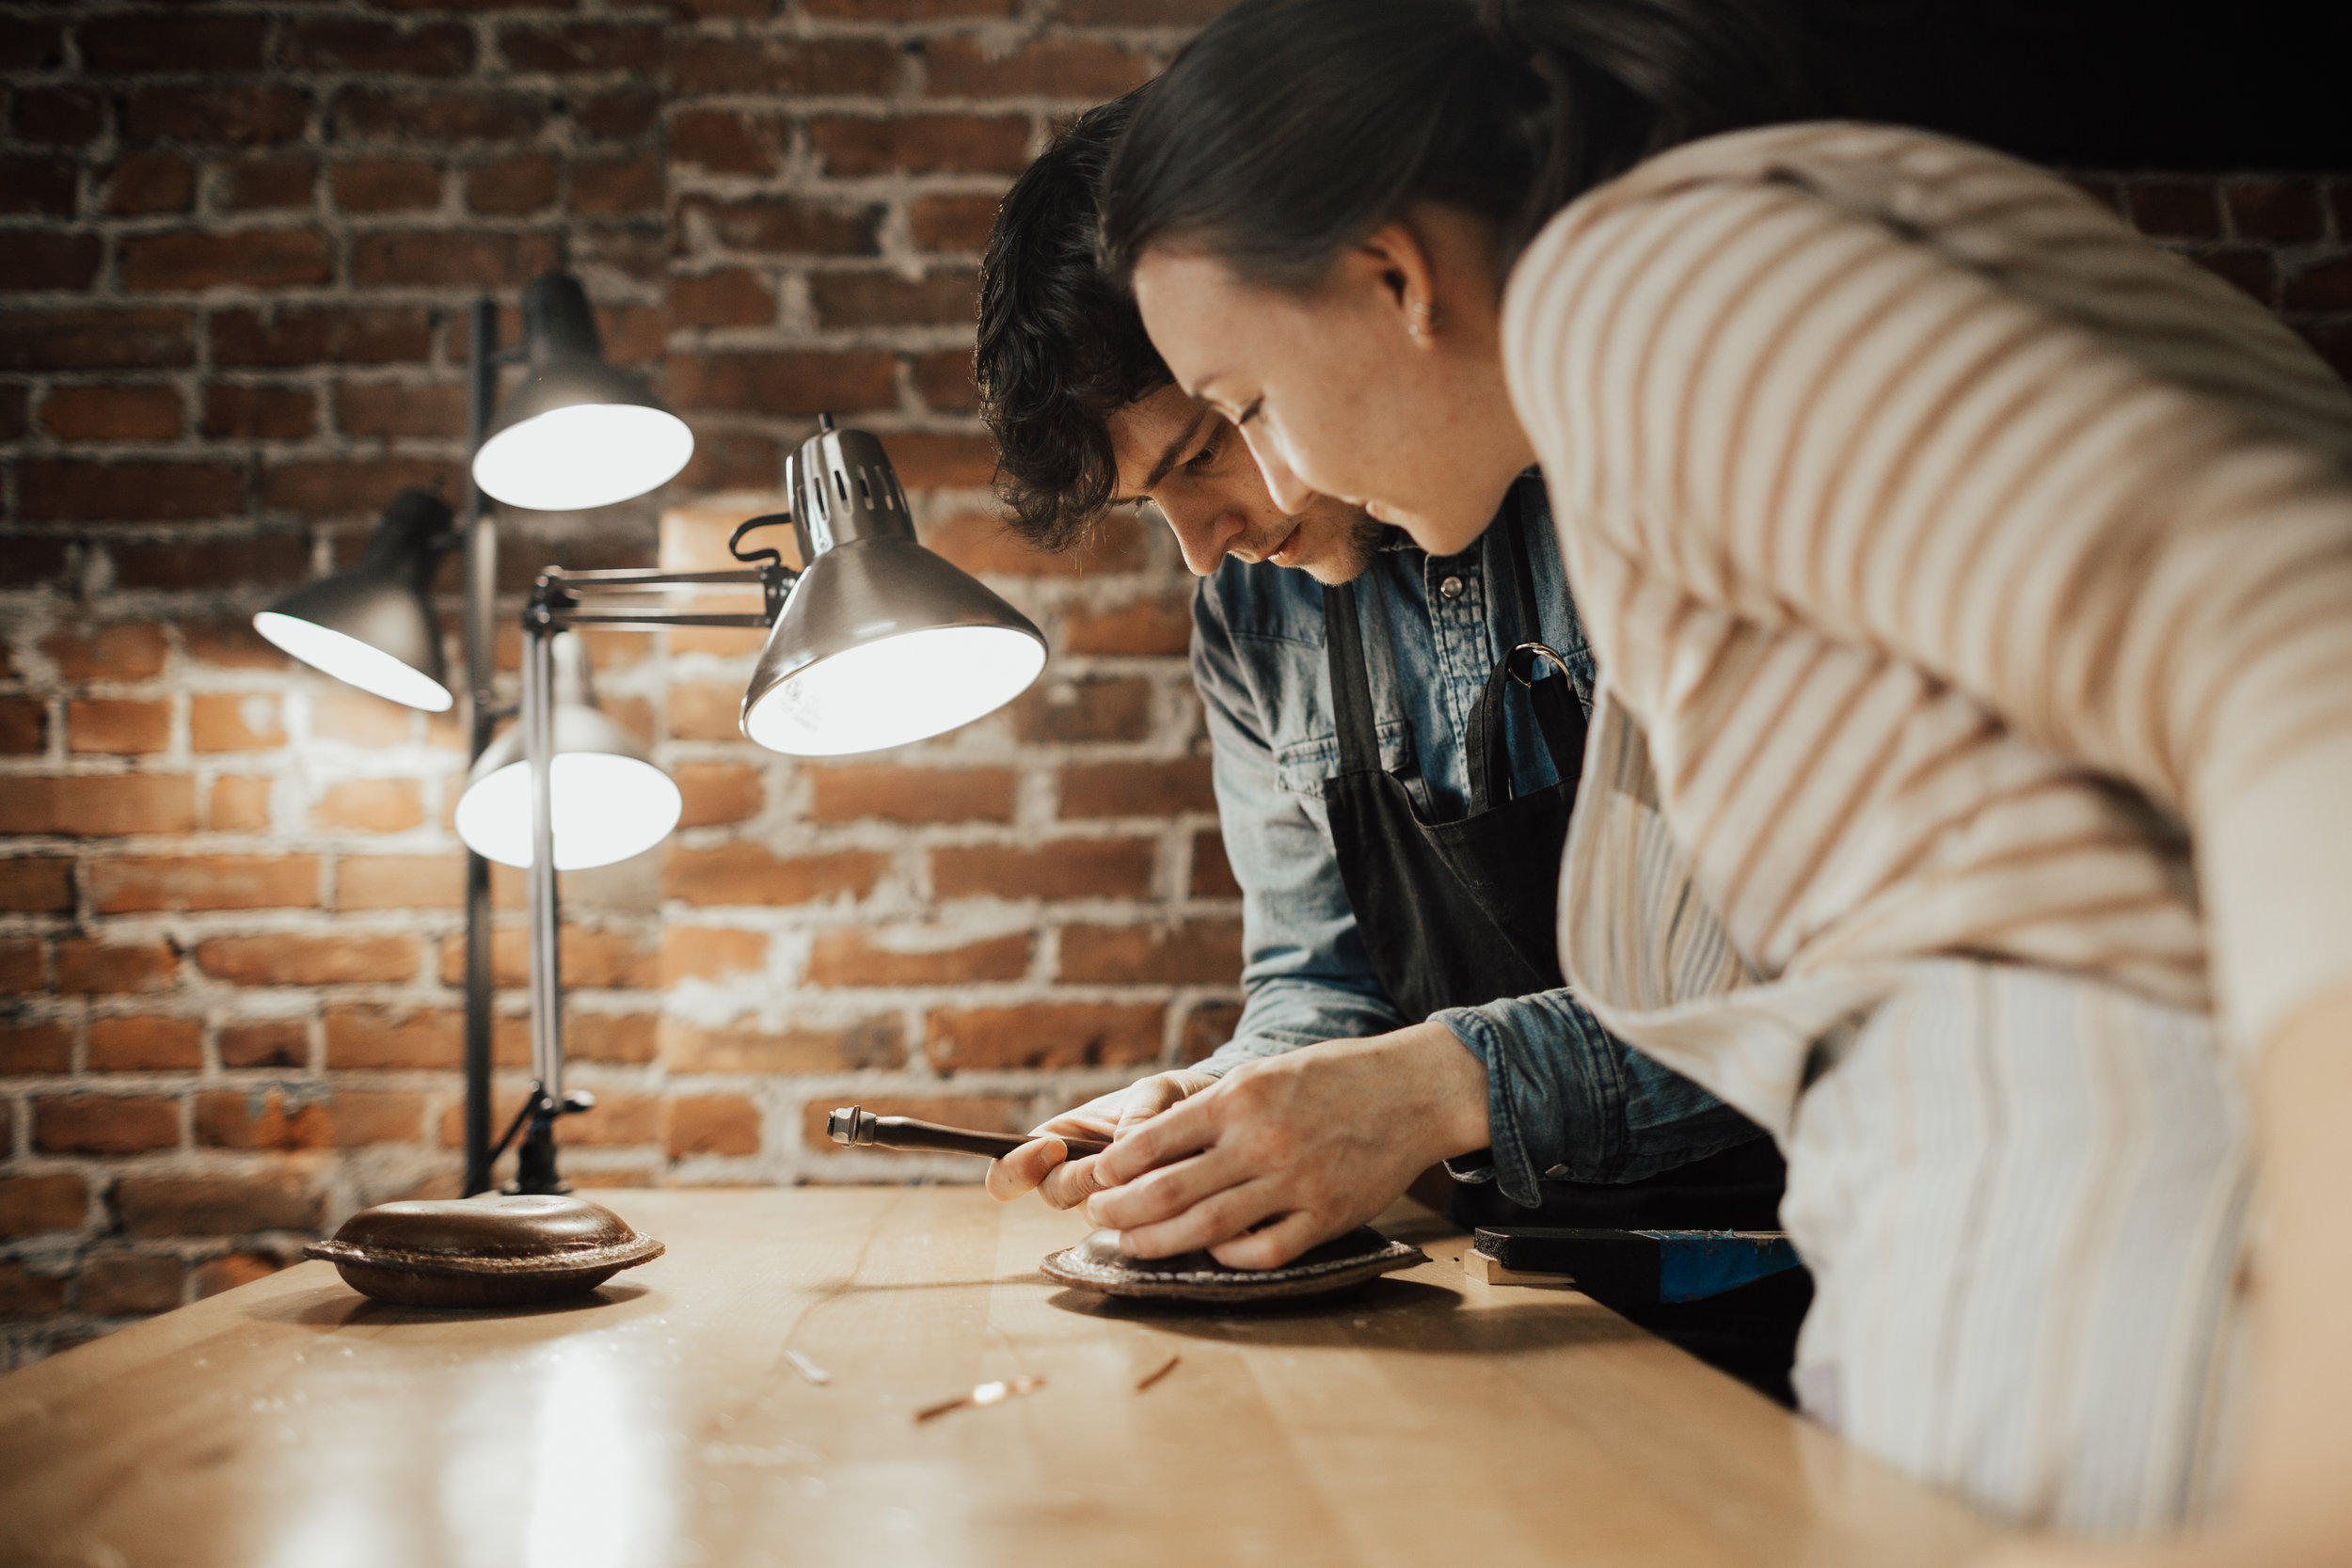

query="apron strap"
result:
[1469,496,1587,812]
[1322,582,1382,776]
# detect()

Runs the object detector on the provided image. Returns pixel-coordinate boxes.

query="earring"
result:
[1407,301,1438,341]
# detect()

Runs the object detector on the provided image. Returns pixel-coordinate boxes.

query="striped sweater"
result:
[1502,123,2352,1131]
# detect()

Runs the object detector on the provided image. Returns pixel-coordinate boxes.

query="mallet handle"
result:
[836,1107,1109,1160]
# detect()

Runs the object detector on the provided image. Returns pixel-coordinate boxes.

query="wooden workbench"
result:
[0,1188,2003,1567]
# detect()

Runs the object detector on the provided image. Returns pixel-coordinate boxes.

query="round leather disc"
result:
[1041,1226,1427,1305]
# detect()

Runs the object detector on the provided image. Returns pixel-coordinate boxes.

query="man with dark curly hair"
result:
[974,95,1788,1360]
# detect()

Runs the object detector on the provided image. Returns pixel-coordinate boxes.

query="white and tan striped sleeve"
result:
[1506,157,2352,1053]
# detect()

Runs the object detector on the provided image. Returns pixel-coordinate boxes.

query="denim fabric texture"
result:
[1189,476,1758,1207]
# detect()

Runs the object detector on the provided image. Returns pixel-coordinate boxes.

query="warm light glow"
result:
[453,752,683,869]
[254,611,454,712]
[744,624,1045,756]
[472,404,695,512]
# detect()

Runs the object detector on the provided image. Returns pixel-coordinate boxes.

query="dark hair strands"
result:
[976,92,1174,552]
[1098,0,1821,291]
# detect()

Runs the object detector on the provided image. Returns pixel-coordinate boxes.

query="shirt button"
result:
[1438,576,1465,600]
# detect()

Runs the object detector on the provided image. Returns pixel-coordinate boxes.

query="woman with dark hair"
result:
[1076,0,2352,1552]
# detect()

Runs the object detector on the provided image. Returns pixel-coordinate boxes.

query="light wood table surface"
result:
[0,1187,2004,1567]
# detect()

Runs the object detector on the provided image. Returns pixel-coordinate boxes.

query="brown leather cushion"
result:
[303,1194,662,1308]
[1041,1226,1426,1305]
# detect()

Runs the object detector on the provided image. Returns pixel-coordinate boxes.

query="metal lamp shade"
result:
[469,274,693,513]
[253,486,454,712]
[453,704,681,871]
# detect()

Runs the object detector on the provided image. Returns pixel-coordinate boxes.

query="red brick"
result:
[352,230,562,288]
[40,386,182,442]
[0,384,28,439]
[675,432,783,494]
[2125,182,2222,240]
[336,87,547,143]
[2283,258,2352,312]
[667,349,898,417]
[1056,0,1232,19]
[867,433,996,488]
[0,307,194,372]
[114,1173,321,1237]
[501,21,664,72]
[110,534,310,592]
[801,1092,1025,1154]
[924,36,1151,99]
[810,269,978,329]
[287,18,475,74]
[466,152,559,216]
[3,1020,72,1075]
[2193,248,2276,306]
[901,356,975,423]
[67,699,170,754]
[196,1252,291,1298]
[308,777,425,833]
[0,698,47,754]
[326,1005,457,1069]
[803,765,1013,826]
[680,196,881,256]
[0,775,198,836]
[0,938,40,992]
[330,157,441,214]
[669,109,787,177]
[1190,829,1240,898]
[189,693,283,752]
[218,157,317,214]
[0,155,75,215]
[262,456,451,515]
[101,151,196,216]
[200,1087,425,1150]
[335,854,460,910]
[808,115,1032,177]
[91,854,318,913]
[1059,919,1244,984]
[666,35,899,93]
[1012,676,1152,743]
[926,1002,1163,1071]
[662,845,884,907]
[17,458,245,522]
[910,193,1002,252]
[119,230,328,292]
[0,232,100,291]
[55,939,177,995]
[0,16,65,71]
[660,926,768,984]
[211,305,433,367]
[575,153,662,215]
[569,1012,658,1065]
[87,1016,202,1071]
[1065,593,1193,657]
[803,0,1016,13]
[0,858,73,913]
[331,380,461,440]
[220,1019,307,1069]
[80,12,268,72]
[12,87,104,147]
[664,270,771,331]
[203,384,316,439]
[1059,757,1216,817]
[209,776,272,832]
[668,763,763,829]
[577,86,660,140]
[310,689,415,746]
[76,1256,183,1315]
[657,680,737,743]
[807,929,1029,986]
[666,1096,760,1158]
[196,932,417,987]
[662,1016,902,1073]
[434,923,653,990]
[176,622,290,676]
[931,837,1154,900]
[0,1263,68,1321]
[37,1095,180,1154]
[123,85,310,147]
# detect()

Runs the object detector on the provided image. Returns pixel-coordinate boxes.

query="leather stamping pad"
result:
[1041,1226,1427,1306]
[304,1193,664,1308]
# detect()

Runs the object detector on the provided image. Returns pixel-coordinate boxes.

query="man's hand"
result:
[984,1070,1218,1210]
[1079,1021,1490,1269]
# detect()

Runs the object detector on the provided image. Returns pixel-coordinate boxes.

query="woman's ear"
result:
[1350,218,1443,349]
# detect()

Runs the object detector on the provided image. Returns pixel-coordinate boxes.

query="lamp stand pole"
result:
[460,297,500,1198]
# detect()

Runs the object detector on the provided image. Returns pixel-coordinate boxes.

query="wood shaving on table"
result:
[1135,1354,1181,1392]
[783,1350,831,1386]
[914,1374,1042,1423]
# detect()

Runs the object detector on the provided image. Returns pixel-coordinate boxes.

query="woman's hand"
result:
[983,1070,1218,1209]
[1078,1021,1490,1269]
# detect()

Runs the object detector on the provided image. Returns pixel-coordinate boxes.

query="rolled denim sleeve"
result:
[1434,991,1759,1207]
[1192,586,1406,1076]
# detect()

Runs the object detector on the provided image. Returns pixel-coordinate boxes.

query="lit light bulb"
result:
[471,404,695,514]
[254,613,455,712]
[742,625,1045,757]
[453,752,682,871]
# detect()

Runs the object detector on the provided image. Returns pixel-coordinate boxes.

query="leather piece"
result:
[1041,1226,1427,1305]
[303,1194,663,1308]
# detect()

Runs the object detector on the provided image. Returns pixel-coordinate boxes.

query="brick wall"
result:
[2,1,2347,1367]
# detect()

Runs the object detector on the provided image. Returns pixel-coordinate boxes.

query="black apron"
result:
[1317,510,1788,1235]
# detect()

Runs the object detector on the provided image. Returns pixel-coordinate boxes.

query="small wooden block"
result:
[1464,1251,1579,1288]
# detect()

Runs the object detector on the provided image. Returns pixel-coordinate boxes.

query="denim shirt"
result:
[1189,476,1757,1207]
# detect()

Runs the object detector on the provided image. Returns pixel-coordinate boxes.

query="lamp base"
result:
[506,1112,571,1196]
